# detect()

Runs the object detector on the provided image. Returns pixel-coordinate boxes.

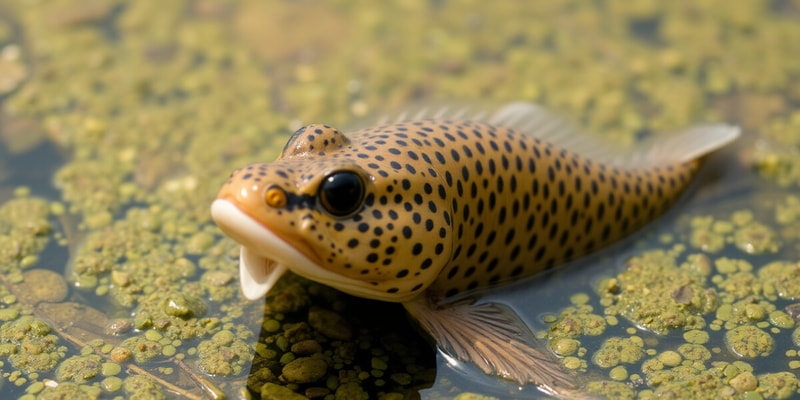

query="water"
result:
[1,1,799,399]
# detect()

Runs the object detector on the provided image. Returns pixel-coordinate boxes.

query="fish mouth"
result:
[210,199,387,300]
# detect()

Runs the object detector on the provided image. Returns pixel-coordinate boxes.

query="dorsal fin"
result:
[371,101,740,169]
[490,102,741,168]
[280,124,350,158]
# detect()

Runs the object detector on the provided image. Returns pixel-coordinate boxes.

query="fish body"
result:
[211,103,739,395]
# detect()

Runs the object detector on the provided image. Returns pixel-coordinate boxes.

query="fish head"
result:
[211,124,453,302]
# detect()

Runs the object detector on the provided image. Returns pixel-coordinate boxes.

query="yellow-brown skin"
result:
[215,119,697,303]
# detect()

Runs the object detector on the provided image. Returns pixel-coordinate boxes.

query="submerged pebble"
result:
[728,371,757,392]
[307,307,352,341]
[281,357,328,383]
[261,382,307,400]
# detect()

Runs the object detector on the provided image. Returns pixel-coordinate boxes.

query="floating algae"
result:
[534,191,800,399]
[598,246,715,334]
[0,0,799,398]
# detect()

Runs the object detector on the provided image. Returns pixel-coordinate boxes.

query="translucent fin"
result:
[630,123,741,166]
[371,102,494,126]
[486,102,740,168]
[366,102,572,141]
[403,297,594,399]
[368,101,740,169]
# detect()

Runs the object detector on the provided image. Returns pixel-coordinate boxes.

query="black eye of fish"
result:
[318,171,365,217]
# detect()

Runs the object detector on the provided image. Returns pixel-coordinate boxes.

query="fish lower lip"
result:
[239,246,287,300]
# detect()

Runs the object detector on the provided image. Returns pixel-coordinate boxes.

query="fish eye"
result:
[318,171,365,217]
[264,186,287,208]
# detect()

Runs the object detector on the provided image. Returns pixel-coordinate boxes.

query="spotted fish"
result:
[211,103,739,396]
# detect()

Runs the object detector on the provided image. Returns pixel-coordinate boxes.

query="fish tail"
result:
[632,124,741,167]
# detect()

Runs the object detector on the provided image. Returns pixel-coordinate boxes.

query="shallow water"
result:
[0,1,799,399]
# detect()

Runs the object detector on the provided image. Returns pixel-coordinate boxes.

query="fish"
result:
[210,102,739,397]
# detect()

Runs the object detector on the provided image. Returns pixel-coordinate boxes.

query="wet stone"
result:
[291,339,322,356]
[281,357,328,383]
[335,382,368,400]
[104,318,133,335]
[728,371,758,392]
[304,387,331,398]
[671,285,694,305]
[267,283,311,314]
[786,303,800,322]
[261,382,307,400]
[109,347,132,363]
[308,307,352,340]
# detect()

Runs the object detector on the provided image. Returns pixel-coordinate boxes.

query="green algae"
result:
[55,354,102,383]
[548,306,607,338]
[586,380,635,399]
[726,325,775,359]
[755,113,800,188]
[195,330,252,376]
[690,211,781,255]
[592,336,644,368]
[0,316,65,373]
[33,381,102,400]
[130,291,222,341]
[0,195,51,273]
[123,375,165,400]
[542,192,800,398]
[598,246,715,334]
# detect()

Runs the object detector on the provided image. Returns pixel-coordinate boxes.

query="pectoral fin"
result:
[403,297,590,399]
